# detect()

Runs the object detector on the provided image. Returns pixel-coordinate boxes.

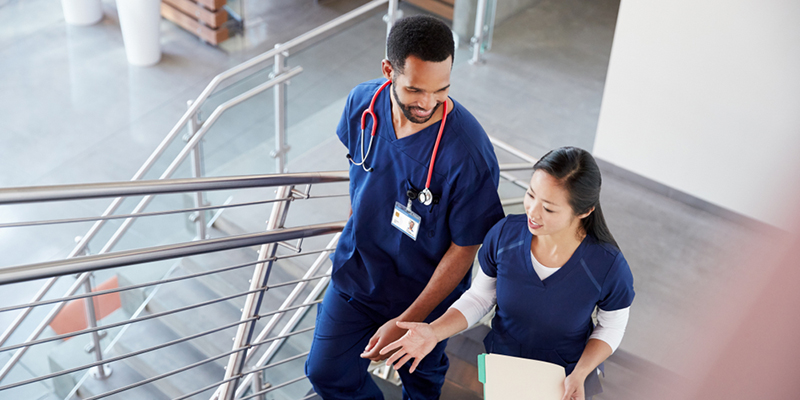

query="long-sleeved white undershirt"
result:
[450,251,630,352]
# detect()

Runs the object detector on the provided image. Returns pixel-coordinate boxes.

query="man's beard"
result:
[392,82,441,124]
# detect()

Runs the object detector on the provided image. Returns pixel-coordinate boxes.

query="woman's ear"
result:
[578,206,595,220]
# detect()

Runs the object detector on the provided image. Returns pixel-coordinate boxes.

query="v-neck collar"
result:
[524,229,589,289]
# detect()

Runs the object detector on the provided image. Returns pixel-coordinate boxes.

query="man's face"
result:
[385,55,452,124]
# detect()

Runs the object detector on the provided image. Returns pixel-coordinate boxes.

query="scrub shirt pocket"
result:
[482,330,521,355]
[402,180,444,240]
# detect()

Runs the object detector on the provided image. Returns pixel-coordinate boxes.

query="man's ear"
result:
[381,59,394,81]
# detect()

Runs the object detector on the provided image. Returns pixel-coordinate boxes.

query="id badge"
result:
[391,201,422,241]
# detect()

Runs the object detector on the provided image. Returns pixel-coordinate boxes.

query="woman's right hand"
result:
[379,321,439,373]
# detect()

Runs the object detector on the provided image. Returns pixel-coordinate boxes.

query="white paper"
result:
[483,354,566,400]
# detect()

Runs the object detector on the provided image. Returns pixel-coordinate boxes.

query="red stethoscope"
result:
[346,80,448,206]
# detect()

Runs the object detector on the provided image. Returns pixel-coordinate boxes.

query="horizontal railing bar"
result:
[240,375,309,400]
[277,0,388,54]
[0,258,265,314]
[0,316,258,392]
[253,350,310,373]
[490,136,540,164]
[0,254,330,315]
[501,198,524,207]
[273,247,331,261]
[301,393,318,400]
[85,326,316,400]
[0,221,345,285]
[0,197,294,229]
[0,287,265,354]
[171,351,310,400]
[498,162,535,172]
[257,300,322,321]
[0,171,348,205]
[266,274,331,290]
[171,376,240,400]
[500,171,530,190]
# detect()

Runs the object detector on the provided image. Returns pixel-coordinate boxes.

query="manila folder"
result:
[478,353,566,400]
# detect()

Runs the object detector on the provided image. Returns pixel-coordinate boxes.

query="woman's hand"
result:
[378,321,439,373]
[561,373,587,400]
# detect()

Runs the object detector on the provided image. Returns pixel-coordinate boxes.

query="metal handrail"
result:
[0,162,528,207]
[0,222,344,285]
[0,171,348,205]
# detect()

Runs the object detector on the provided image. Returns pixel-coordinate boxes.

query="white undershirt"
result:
[450,251,630,352]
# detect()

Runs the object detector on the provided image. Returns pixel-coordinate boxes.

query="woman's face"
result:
[523,170,586,238]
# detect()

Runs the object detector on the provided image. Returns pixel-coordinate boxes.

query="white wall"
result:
[594,0,800,229]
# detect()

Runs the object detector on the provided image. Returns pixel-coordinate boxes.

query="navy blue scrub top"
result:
[332,78,505,319]
[479,215,635,375]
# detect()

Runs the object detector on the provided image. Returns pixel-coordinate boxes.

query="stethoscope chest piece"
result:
[418,188,434,206]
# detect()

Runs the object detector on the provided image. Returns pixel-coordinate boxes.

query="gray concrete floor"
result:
[0,0,772,398]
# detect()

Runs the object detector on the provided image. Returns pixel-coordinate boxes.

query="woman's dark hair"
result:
[533,146,619,249]
[387,15,454,74]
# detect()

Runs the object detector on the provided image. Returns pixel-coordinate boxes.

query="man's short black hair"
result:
[387,15,454,74]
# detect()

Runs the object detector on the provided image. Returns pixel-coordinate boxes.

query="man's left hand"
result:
[360,317,407,362]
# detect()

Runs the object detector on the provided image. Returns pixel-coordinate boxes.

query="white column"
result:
[116,0,162,66]
[61,0,103,26]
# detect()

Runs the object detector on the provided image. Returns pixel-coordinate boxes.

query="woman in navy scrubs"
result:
[379,147,635,400]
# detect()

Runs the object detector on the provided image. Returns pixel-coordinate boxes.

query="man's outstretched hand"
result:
[360,317,406,362]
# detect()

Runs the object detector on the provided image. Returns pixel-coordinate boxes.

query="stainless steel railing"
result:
[0,0,399,382]
[0,171,351,399]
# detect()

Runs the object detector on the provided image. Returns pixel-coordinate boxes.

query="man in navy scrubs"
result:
[305,15,504,399]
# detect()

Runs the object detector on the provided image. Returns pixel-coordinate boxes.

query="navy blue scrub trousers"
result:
[305,285,449,400]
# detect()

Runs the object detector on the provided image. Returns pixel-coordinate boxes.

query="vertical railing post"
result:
[470,0,488,64]
[187,101,208,240]
[83,276,111,380]
[218,185,294,400]
[272,47,289,174]
[251,370,266,400]
[385,0,400,42]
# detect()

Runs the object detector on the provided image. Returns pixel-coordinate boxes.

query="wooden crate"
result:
[405,0,454,20]
[161,0,229,45]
